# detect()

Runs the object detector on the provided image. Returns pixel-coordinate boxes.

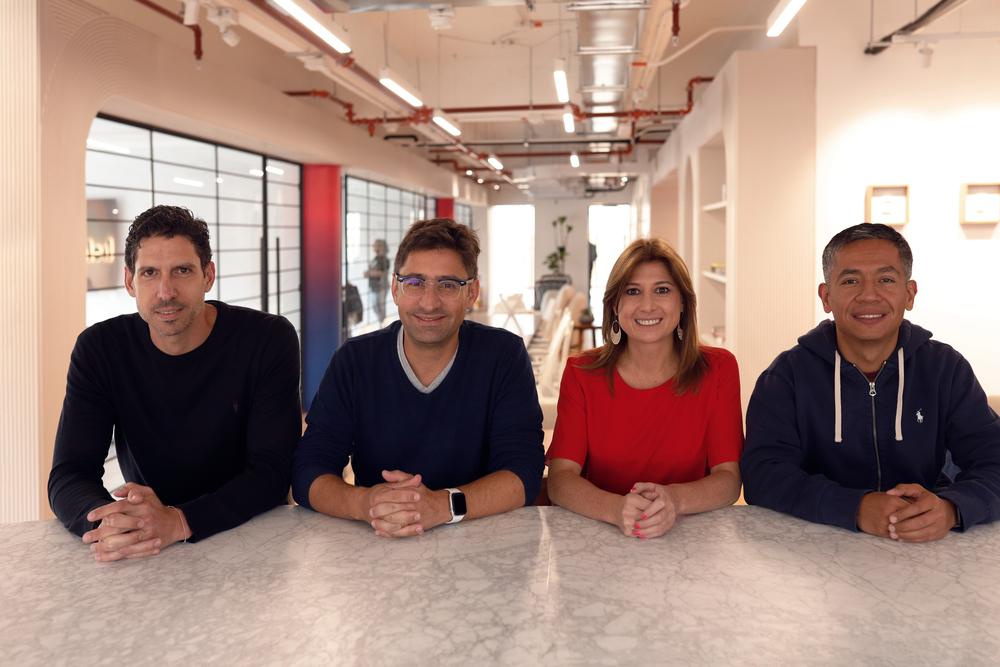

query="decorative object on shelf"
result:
[577,307,594,325]
[865,185,909,226]
[543,215,574,275]
[960,183,1000,224]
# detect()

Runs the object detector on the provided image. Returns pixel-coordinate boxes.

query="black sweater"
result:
[48,301,302,541]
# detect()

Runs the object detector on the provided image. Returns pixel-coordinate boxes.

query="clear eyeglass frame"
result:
[395,273,475,301]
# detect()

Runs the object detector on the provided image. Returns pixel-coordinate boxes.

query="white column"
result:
[0,0,41,522]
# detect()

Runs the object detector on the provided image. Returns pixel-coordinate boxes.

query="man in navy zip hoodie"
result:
[741,223,1000,541]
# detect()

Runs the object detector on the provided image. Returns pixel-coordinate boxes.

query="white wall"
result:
[800,1,1000,395]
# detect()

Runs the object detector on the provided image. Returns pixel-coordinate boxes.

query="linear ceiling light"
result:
[562,106,576,134]
[487,154,504,171]
[566,1,649,11]
[270,0,352,53]
[431,109,462,137]
[570,152,580,168]
[766,0,808,37]
[553,59,570,104]
[378,67,424,107]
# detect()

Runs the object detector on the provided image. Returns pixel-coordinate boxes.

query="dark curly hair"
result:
[124,205,213,273]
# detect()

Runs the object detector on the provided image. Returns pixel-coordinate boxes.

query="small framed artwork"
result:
[865,185,909,226]
[960,183,1000,224]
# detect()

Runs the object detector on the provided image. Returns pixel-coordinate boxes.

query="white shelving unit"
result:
[694,138,728,349]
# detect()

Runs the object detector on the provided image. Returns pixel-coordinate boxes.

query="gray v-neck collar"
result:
[396,325,458,394]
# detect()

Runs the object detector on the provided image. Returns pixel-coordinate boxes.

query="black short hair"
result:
[821,223,913,282]
[125,205,213,273]
[394,218,480,278]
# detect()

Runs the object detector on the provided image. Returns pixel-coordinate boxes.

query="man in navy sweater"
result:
[742,223,1000,541]
[49,206,301,561]
[293,218,544,537]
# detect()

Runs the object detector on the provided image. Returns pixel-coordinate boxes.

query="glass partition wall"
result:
[342,175,431,338]
[85,115,302,336]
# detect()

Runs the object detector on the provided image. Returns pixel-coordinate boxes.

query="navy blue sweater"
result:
[293,320,544,507]
[48,302,302,541]
[741,320,1000,531]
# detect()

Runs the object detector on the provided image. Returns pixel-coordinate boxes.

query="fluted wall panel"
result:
[0,0,41,522]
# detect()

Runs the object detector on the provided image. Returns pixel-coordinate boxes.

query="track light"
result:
[270,0,352,53]
[465,169,474,177]
[570,152,580,168]
[206,7,241,47]
[431,109,462,137]
[766,0,808,38]
[553,58,570,104]
[487,154,504,171]
[378,67,424,108]
[476,177,484,184]
[562,106,576,134]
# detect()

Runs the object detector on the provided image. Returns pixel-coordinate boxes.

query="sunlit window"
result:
[487,205,535,312]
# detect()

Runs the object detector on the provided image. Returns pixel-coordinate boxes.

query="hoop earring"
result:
[610,319,622,345]
[676,325,684,342]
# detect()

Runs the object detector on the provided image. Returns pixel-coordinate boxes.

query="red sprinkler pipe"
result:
[133,0,202,60]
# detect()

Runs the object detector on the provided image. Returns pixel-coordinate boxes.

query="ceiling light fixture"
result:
[487,154,504,171]
[431,109,462,137]
[85,138,131,155]
[553,58,570,104]
[562,106,576,134]
[590,105,618,134]
[270,0,352,54]
[766,0,808,38]
[570,152,580,168]
[476,177,484,184]
[493,184,501,191]
[265,165,285,176]
[465,169,474,177]
[172,176,204,188]
[566,1,649,11]
[378,66,424,108]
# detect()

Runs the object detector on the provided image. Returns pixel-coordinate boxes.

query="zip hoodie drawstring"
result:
[833,347,905,443]
[834,351,842,443]
[894,347,904,442]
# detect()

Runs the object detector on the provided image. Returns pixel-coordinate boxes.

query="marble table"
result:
[1,505,998,665]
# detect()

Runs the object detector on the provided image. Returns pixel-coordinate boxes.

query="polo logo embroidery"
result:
[916,409,924,424]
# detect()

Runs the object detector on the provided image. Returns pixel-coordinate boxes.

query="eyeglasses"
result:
[395,274,474,300]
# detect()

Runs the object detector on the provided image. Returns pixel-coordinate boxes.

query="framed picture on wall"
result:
[865,185,909,226]
[960,183,1000,224]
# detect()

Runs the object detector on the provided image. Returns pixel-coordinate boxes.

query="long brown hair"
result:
[583,237,707,394]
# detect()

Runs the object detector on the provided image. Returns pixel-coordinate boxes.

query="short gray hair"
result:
[821,223,913,283]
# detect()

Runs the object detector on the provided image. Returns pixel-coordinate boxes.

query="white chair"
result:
[493,292,533,337]
[536,310,575,429]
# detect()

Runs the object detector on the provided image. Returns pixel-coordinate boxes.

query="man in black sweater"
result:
[48,206,301,561]
[293,218,544,536]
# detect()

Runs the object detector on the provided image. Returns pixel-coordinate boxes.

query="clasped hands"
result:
[82,482,191,562]
[856,483,957,543]
[618,482,679,540]
[362,470,449,538]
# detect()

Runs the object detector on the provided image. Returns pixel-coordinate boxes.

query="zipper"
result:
[854,362,886,492]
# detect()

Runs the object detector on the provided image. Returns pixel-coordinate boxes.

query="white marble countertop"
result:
[1,505,998,665]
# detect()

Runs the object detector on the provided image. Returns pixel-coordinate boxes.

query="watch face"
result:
[451,491,467,517]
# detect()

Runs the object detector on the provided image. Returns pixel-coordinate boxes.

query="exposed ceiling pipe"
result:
[629,0,691,102]
[864,0,969,54]
[133,0,203,60]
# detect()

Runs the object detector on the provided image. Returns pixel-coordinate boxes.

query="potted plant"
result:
[543,215,573,275]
